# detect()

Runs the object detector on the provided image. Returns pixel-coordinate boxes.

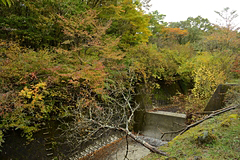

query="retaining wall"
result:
[141,111,186,141]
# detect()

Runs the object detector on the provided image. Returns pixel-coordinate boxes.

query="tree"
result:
[57,11,167,156]
[98,0,152,47]
[169,16,213,43]
[0,0,66,48]
[139,0,152,11]
[0,8,123,147]
[215,7,239,31]
[170,16,213,32]
[148,10,167,34]
[83,0,120,8]
[202,8,240,51]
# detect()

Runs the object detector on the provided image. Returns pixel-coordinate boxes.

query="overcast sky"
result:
[148,0,240,26]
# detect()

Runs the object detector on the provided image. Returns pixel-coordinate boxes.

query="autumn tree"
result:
[0,8,122,146]
[82,0,120,8]
[214,7,240,49]
[202,8,240,51]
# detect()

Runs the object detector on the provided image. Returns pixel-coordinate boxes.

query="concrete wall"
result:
[204,84,239,111]
[141,111,186,141]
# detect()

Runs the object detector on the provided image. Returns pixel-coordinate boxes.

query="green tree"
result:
[148,10,167,34]
[0,0,89,49]
[147,10,167,48]
[98,0,151,48]
[169,16,213,43]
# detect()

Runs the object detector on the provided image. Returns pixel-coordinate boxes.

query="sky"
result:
[148,0,240,26]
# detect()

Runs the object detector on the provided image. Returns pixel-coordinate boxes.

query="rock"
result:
[194,156,202,160]
[196,130,216,145]
[136,136,168,147]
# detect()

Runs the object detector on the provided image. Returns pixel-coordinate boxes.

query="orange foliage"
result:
[163,28,188,35]
[159,27,188,45]
[231,55,240,74]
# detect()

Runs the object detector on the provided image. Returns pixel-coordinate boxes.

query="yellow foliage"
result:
[192,65,226,100]
[19,82,49,114]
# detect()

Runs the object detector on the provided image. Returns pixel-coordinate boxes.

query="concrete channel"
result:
[78,111,186,160]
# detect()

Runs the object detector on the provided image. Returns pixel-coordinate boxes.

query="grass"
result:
[142,108,240,160]
[227,78,240,84]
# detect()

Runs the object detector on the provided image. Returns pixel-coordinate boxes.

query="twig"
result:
[173,122,187,127]
[157,127,164,134]
[160,128,185,139]
[195,111,213,114]
[124,134,129,160]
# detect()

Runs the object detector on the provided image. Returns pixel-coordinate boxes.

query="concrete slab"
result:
[149,111,186,118]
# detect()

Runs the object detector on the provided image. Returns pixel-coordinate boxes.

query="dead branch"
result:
[173,122,187,127]
[128,132,168,156]
[157,127,164,134]
[160,129,184,139]
[179,105,238,135]
[158,127,184,139]
[195,111,213,115]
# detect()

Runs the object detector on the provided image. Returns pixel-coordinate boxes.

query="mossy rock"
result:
[191,129,216,145]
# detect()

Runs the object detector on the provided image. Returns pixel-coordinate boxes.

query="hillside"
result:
[143,107,240,160]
